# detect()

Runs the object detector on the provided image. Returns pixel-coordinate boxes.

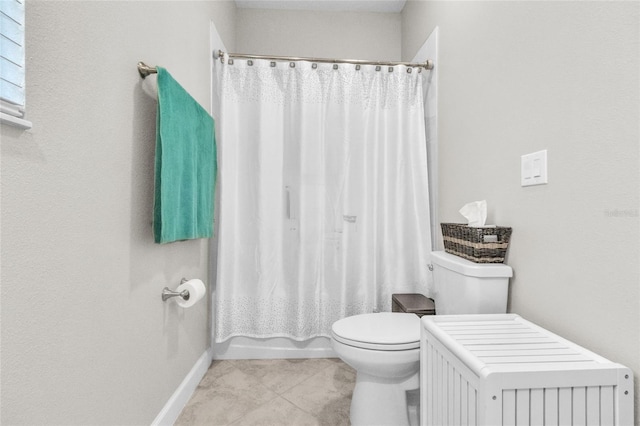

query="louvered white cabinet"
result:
[420,314,634,426]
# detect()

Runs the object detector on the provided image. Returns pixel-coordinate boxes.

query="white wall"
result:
[402,1,640,420]
[0,1,236,424]
[236,8,401,60]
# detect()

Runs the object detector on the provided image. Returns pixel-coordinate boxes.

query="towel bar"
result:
[137,62,157,79]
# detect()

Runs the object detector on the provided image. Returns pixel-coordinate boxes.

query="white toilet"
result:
[331,251,513,426]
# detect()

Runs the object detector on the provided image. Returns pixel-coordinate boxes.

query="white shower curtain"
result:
[214,57,431,342]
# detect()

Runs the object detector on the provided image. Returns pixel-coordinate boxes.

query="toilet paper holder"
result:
[162,278,191,302]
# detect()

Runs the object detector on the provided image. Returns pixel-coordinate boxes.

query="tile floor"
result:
[176,358,356,426]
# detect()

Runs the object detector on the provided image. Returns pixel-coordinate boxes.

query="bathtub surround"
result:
[236,8,401,61]
[411,27,439,250]
[402,1,640,420]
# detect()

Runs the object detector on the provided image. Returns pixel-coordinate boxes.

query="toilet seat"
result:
[331,313,420,351]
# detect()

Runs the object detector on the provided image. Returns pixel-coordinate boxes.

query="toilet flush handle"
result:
[428,264,434,271]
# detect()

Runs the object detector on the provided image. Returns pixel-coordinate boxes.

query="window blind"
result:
[1,0,26,118]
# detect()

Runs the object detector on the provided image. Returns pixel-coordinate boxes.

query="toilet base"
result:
[350,371,419,426]
[330,313,421,426]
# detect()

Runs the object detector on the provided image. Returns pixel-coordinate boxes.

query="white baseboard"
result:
[152,349,212,426]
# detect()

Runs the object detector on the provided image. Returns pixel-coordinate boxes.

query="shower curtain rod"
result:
[136,50,434,79]
[213,49,434,70]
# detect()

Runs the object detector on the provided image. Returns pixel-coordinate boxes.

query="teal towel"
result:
[154,67,216,244]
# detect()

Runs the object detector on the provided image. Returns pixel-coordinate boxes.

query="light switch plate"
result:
[521,150,548,186]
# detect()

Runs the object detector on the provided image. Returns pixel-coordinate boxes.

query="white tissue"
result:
[175,279,206,308]
[459,200,487,227]
[142,74,158,101]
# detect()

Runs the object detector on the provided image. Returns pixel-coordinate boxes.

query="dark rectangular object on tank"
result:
[392,293,435,317]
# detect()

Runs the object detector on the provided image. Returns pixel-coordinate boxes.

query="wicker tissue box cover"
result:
[441,223,512,263]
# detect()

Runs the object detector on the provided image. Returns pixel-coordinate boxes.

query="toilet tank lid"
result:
[430,251,513,278]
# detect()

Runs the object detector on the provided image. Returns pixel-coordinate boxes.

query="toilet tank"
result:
[430,251,512,315]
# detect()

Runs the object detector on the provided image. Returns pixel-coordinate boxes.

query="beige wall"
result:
[236,8,401,61]
[0,1,236,424]
[403,1,640,419]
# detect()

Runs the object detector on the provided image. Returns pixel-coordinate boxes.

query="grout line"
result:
[225,393,283,426]
[280,359,355,418]
[180,359,354,426]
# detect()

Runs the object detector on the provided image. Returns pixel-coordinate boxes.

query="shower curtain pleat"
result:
[214,59,432,342]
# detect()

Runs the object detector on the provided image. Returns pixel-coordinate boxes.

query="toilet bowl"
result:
[331,251,513,426]
[331,312,421,426]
